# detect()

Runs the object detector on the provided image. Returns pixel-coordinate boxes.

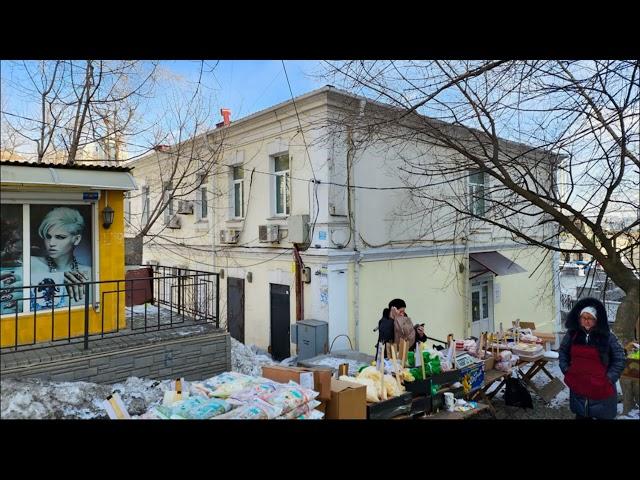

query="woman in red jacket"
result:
[559,297,626,419]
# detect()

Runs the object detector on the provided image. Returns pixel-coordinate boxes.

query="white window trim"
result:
[468,171,488,218]
[141,185,150,225]
[233,173,244,220]
[196,175,209,223]
[272,154,290,218]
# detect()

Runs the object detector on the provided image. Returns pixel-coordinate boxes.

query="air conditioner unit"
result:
[258,224,279,243]
[177,200,194,215]
[167,216,181,229]
[220,229,240,244]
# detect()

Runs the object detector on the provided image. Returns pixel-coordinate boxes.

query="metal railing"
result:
[0,266,220,353]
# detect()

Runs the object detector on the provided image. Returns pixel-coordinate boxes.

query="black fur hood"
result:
[566,297,610,334]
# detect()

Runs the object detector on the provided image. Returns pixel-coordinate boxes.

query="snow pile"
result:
[0,377,168,419]
[230,337,276,376]
[617,408,639,420]
[304,356,365,376]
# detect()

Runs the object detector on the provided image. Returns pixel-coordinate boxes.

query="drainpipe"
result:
[352,98,367,351]
[293,244,304,321]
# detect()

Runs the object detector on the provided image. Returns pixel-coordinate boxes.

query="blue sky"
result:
[156,60,326,119]
[0,60,327,157]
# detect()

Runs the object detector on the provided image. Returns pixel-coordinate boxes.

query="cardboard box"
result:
[261,364,332,400]
[458,361,485,393]
[324,378,367,419]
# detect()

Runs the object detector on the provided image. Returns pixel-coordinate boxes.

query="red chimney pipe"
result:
[221,108,231,126]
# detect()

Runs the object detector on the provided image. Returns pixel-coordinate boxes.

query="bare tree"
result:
[123,62,226,262]
[2,60,157,164]
[323,60,639,347]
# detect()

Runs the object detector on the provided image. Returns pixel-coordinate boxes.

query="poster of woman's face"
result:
[1,204,24,314]
[30,205,93,311]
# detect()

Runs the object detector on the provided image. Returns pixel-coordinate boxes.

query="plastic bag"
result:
[276,400,321,419]
[229,379,280,403]
[214,398,283,420]
[191,372,255,398]
[152,396,232,419]
[259,381,318,415]
[340,375,379,402]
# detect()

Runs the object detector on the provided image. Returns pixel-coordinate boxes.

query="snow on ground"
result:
[0,377,172,419]
[617,408,639,420]
[230,337,277,376]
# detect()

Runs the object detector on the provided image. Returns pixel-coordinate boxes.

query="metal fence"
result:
[0,265,220,352]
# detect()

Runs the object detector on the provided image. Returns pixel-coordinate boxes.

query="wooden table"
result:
[516,356,565,404]
[467,368,510,417]
[421,402,491,420]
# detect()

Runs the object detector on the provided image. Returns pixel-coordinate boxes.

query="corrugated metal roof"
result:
[0,160,132,172]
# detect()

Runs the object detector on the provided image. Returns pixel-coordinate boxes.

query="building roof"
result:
[0,161,137,191]
[0,160,132,172]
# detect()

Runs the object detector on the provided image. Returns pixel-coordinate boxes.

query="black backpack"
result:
[504,376,533,409]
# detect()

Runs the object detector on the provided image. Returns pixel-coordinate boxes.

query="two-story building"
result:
[127,86,561,359]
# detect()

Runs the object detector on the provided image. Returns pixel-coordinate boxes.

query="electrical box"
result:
[177,200,194,215]
[287,214,310,244]
[291,319,329,361]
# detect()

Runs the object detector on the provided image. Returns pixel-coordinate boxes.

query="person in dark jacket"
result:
[375,298,427,359]
[559,297,626,419]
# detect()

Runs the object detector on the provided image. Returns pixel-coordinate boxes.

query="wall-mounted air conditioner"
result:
[167,216,181,229]
[177,200,194,215]
[258,224,279,243]
[220,229,240,244]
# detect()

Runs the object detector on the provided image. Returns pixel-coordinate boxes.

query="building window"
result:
[233,166,244,218]
[273,154,290,216]
[469,170,487,217]
[124,192,132,226]
[163,182,173,224]
[197,174,208,221]
[141,186,150,225]
[1,203,94,316]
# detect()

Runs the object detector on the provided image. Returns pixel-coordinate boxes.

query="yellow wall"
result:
[493,247,557,333]
[1,191,127,347]
[357,255,467,356]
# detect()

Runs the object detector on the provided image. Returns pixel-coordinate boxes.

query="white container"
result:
[444,392,455,412]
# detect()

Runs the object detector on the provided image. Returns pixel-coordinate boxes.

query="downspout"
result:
[293,244,304,321]
[352,98,367,351]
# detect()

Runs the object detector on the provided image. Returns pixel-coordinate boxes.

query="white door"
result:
[328,265,349,351]
[471,279,494,338]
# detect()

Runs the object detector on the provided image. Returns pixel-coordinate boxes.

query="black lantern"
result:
[102,206,115,229]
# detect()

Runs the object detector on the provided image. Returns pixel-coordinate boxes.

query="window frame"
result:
[232,166,244,219]
[273,154,290,217]
[468,170,488,218]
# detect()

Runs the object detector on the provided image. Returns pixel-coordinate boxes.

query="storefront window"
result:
[1,204,24,314]
[1,203,94,315]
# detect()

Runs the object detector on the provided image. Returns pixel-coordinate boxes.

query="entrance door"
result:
[328,266,349,350]
[270,283,290,361]
[227,277,245,343]
[471,279,494,338]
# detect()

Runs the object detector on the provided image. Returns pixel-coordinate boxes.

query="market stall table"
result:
[420,402,491,420]
[516,356,565,404]
[467,368,510,417]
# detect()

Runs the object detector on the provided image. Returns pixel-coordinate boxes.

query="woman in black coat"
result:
[559,297,626,419]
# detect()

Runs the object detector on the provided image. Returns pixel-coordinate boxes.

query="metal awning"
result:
[0,164,137,191]
[469,251,527,279]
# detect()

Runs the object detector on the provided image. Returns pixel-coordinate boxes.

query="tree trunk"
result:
[613,284,639,346]
[613,284,640,414]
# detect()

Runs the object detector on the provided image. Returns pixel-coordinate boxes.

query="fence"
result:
[0,265,220,352]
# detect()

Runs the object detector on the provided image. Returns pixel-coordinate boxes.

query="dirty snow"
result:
[303,357,366,376]
[0,377,173,419]
[230,337,277,376]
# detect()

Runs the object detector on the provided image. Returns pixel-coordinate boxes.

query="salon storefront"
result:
[0,162,137,348]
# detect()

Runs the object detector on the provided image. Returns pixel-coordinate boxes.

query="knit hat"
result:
[580,306,597,320]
